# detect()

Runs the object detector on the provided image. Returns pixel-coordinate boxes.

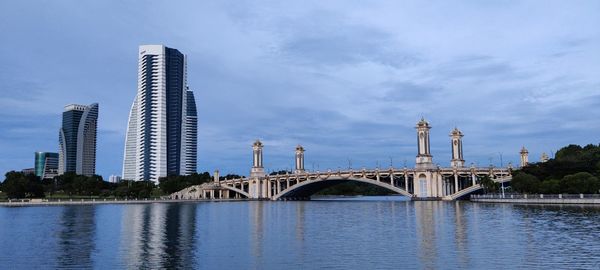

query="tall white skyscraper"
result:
[122,45,197,183]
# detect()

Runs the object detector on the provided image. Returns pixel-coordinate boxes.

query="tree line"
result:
[510,144,600,194]
[0,171,215,199]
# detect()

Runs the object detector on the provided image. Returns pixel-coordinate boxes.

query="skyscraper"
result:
[35,151,59,179]
[58,103,99,176]
[122,45,197,183]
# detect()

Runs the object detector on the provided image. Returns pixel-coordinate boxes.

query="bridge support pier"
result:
[277,180,281,194]
[454,175,459,194]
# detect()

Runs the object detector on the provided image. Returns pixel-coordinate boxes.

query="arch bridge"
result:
[170,119,520,201]
[170,167,511,201]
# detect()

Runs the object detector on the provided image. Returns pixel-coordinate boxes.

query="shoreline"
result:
[0,198,250,207]
[471,194,600,204]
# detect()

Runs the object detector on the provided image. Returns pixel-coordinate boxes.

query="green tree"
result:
[1,171,44,198]
[511,172,540,194]
[514,143,600,194]
[560,172,600,194]
[555,144,583,161]
[158,172,212,194]
[479,175,500,193]
[539,179,560,194]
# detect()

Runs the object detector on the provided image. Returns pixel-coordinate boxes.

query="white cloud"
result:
[0,0,598,178]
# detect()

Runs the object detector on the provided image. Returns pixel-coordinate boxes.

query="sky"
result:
[0,1,599,179]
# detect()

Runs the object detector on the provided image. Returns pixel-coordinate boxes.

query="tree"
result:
[269,170,291,176]
[539,179,560,194]
[560,172,600,194]
[555,144,583,161]
[513,143,600,194]
[511,172,540,194]
[220,174,242,180]
[479,175,500,193]
[1,171,44,199]
[158,172,212,194]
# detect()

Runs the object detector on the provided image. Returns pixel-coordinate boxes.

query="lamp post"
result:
[499,152,505,198]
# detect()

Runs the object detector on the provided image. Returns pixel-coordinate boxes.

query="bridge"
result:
[170,118,524,201]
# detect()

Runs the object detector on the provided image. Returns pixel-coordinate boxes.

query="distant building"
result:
[35,152,59,179]
[108,175,122,183]
[520,146,529,167]
[122,45,197,183]
[21,168,35,175]
[58,103,99,176]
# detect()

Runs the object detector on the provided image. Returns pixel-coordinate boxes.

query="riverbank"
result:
[0,198,249,207]
[471,194,600,204]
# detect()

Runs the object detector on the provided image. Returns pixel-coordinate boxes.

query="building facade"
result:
[21,168,35,175]
[35,152,59,179]
[58,103,99,176]
[122,45,197,183]
[109,175,122,183]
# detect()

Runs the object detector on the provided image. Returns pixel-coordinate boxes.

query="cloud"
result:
[0,0,599,178]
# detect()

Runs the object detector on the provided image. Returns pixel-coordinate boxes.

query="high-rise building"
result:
[58,103,99,176]
[21,168,35,175]
[109,175,122,183]
[122,45,197,183]
[35,152,59,179]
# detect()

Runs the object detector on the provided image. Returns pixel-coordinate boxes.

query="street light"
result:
[499,152,505,198]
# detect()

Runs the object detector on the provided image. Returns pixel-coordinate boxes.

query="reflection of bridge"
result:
[171,118,523,201]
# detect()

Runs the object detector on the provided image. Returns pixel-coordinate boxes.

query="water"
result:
[1,197,600,269]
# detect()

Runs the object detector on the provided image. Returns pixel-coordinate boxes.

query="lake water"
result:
[1,197,600,269]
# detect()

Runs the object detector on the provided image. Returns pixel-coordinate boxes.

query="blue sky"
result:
[0,1,599,179]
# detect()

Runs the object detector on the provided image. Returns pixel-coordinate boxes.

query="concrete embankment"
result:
[0,198,248,207]
[471,194,600,204]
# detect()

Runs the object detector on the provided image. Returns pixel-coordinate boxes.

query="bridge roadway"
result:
[169,167,512,201]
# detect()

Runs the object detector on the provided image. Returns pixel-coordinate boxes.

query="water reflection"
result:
[250,201,264,268]
[57,206,96,268]
[453,201,469,267]
[4,200,600,269]
[119,203,198,269]
[414,201,439,269]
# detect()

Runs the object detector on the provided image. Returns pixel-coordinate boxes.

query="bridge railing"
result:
[471,194,600,199]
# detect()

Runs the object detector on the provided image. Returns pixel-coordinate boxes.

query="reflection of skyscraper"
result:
[122,45,197,183]
[120,203,198,269]
[35,152,58,179]
[57,206,96,268]
[58,103,99,176]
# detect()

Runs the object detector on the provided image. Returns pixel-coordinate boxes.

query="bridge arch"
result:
[444,176,512,200]
[272,177,413,200]
[170,184,251,200]
[220,185,250,198]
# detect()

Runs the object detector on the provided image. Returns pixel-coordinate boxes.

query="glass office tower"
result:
[58,103,98,176]
[34,152,59,179]
[122,45,197,183]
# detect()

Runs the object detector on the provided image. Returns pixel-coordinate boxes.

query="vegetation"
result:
[316,181,394,196]
[0,171,215,199]
[479,175,500,193]
[158,172,212,194]
[1,171,44,198]
[511,144,600,194]
[269,170,291,176]
[219,174,242,180]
